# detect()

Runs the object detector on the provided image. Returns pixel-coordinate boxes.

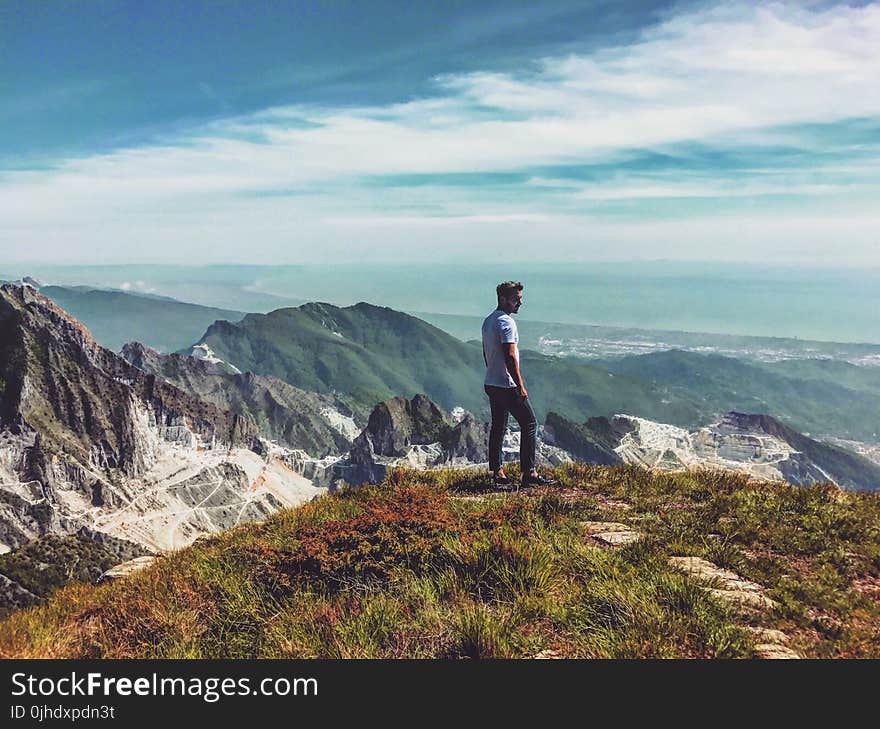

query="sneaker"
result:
[493,473,513,488]
[521,473,557,487]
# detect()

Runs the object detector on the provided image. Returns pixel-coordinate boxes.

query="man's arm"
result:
[503,342,527,399]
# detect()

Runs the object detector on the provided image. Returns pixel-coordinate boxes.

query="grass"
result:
[0,462,878,659]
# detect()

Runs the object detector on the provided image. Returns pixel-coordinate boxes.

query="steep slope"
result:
[121,341,359,457]
[543,410,880,491]
[0,284,322,554]
[2,464,878,659]
[37,284,246,353]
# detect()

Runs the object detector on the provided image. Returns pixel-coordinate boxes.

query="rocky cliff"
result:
[120,341,360,457]
[0,284,323,554]
[543,409,880,491]
[328,394,571,488]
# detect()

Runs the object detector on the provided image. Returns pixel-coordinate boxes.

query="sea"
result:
[4,261,879,363]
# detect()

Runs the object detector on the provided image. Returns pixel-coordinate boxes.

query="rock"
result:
[579,520,641,546]
[532,648,564,659]
[595,495,633,511]
[579,521,631,535]
[443,412,489,463]
[669,556,778,611]
[542,413,625,465]
[96,555,157,583]
[754,643,801,660]
[746,627,790,644]
[591,530,642,547]
[546,407,880,491]
[707,587,778,611]
[364,394,451,457]
[669,557,762,591]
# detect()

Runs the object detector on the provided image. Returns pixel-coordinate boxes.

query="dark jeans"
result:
[484,384,537,475]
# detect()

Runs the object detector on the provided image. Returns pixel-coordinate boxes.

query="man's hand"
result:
[518,385,528,400]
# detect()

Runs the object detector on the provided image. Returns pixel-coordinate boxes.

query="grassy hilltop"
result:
[2,463,878,659]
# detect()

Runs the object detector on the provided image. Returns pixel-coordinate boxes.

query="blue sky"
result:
[2,0,879,265]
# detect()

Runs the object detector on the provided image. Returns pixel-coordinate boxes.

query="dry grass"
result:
[1,462,877,659]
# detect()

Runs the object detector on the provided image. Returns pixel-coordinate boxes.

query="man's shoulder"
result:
[483,309,504,326]
[484,309,513,322]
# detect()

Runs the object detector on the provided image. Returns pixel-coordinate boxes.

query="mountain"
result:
[0,283,322,555]
[594,349,880,442]
[36,284,246,353]
[543,410,880,491]
[189,301,705,426]
[755,357,880,396]
[120,341,360,458]
[189,301,488,415]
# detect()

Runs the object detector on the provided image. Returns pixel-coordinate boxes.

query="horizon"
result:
[4,260,880,346]
[3,1,880,265]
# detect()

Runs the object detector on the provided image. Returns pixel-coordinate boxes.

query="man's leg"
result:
[508,392,537,477]
[484,385,510,474]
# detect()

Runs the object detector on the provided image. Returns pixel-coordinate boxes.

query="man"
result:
[482,281,556,488]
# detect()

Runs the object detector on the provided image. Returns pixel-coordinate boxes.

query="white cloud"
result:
[2,1,880,263]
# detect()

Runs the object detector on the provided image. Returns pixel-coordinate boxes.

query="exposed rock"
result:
[97,555,157,583]
[543,413,625,465]
[546,409,880,491]
[746,627,790,644]
[579,520,641,547]
[745,626,799,659]
[754,643,801,660]
[442,412,489,463]
[707,587,778,611]
[591,530,642,547]
[0,284,324,554]
[362,394,451,457]
[579,521,631,535]
[669,556,778,611]
[532,648,564,659]
[121,341,359,458]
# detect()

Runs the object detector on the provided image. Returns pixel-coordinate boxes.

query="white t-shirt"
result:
[482,309,519,387]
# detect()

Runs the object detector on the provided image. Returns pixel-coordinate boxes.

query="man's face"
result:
[503,291,523,313]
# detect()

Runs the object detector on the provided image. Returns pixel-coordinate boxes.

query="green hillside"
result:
[2,464,878,659]
[40,285,246,353]
[190,302,704,425]
[756,357,880,395]
[596,349,880,442]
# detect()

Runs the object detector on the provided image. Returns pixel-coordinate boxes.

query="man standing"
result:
[482,281,556,488]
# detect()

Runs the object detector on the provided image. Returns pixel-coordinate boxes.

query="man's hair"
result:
[496,280,523,301]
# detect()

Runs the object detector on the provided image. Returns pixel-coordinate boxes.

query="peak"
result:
[1,282,98,347]
[120,341,154,355]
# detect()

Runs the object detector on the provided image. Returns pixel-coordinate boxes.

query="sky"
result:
[2,0,879,265]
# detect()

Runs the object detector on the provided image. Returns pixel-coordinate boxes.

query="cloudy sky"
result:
[2,0,879,265]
